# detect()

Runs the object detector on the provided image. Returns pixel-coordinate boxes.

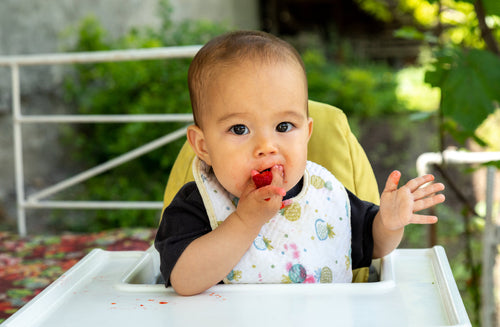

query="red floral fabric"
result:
[0,228,156,323]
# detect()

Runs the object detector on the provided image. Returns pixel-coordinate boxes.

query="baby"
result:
[155,30,445,295]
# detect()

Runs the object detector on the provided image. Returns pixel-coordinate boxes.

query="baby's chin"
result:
[224,183,246,199]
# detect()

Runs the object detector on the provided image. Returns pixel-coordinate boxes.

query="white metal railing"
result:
[0,46,201,236]
[417,148,500,327]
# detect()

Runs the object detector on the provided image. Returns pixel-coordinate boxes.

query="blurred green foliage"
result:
[304,49,404,117]
[60,0,228,231]
[354,0,500,147]
[60,0,416,232]
[425,47,500,145]
[386,1,500,325]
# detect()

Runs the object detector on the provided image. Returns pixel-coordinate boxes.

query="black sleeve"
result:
[154,183,378,285]
[347,188,379,269]
[154,182,212,286]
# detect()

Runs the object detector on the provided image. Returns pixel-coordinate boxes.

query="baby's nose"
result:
[254,138,278,157]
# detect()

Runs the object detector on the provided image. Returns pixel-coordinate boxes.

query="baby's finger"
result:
[412,182,445,200]
[242,175,259,197]
[409,214,438,224]
[405,174,435,192]
[262,185,286,198]
[270,165,284,187]
[383,170,401,193]
[256,185,286,208]
[412,193,446,212]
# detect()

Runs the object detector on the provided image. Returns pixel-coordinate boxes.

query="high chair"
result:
[3,102,471,325]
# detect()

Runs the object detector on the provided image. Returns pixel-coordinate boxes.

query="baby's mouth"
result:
[261,165,285,180]
[252,165,285,181]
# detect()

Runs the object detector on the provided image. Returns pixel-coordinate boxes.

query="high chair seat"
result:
[163,100,379,208]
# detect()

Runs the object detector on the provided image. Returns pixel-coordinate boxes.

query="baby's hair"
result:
[188,30,307,127]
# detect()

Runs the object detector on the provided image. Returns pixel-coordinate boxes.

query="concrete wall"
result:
[0,0,258,232]
[170,0,258,31]
[0,0,258,90]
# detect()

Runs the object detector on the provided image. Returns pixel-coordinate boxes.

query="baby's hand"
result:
[379,171,445,231]
[252,169,287,208]
[234,165,286,230]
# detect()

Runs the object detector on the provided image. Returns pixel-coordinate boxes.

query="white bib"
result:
[193,159,352,284]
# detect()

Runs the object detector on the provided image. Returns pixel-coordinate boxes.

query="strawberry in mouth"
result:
[251,167,287,209]
[252,168,273,189]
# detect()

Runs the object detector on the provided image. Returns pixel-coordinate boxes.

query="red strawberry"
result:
[252,170,273,188]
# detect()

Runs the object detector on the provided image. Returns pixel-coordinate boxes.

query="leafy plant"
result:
[60,1,228,231]
[381,1,500,325]
[353,1,500,145]
[352,1,498,325]
[304,49,404,118]
[426,47,500,145]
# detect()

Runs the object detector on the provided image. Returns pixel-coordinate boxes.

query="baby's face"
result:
[198,59,312,198]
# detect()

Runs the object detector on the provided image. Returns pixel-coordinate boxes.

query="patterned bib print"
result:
[193,159,352,284]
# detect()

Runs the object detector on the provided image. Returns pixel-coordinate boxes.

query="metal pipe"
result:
[1,46,202,235]
[27,126,188,202]
[417,149,500,327]
[23,201,163,210]
[416,149,500,176]
[17,114,193,124]
[0,46,201,66]
[482,166,498,327]
[11,64,27,236]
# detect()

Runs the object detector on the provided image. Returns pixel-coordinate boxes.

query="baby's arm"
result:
[170,165,285,296]
[372,171,445,258]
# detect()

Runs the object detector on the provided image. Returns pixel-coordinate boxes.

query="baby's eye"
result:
[276,122,294,133]
[229,124,249,135]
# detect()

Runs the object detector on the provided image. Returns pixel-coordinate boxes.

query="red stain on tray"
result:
[208,292,227,301]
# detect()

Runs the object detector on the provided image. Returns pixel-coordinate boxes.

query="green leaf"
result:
[427,48,500,133]
[483,0,500,16]
[424,62,447,87]
[394,26,438,43]
[466,49,500,101]
[424,48,455,87]
[394,26,426,40]
[441,64,492,131]
[409,111,434,121]
[482,160,500,169]
[442,119,471,144]
[354,0,392,22]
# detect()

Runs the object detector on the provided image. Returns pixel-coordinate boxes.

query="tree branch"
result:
[432,163,480,217]
[474,0,500,56]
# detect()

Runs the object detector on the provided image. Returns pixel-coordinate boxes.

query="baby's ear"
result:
[187,125,212,166]
[307,117,314,141]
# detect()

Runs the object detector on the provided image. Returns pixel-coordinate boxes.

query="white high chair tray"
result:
[2,246,470,327]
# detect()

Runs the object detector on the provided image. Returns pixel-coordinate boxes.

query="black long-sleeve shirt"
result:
[155,180,379,286]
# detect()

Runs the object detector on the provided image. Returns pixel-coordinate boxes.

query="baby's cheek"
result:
[225,173,249,197]
[285,163,305,191]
